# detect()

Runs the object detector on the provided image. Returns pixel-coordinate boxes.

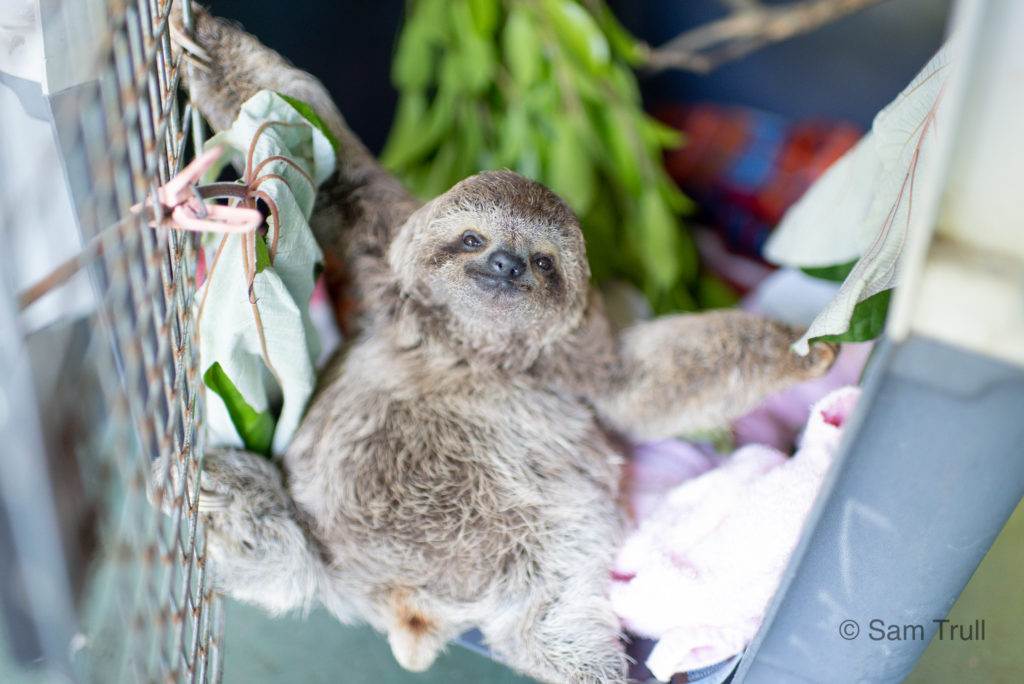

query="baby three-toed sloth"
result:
[168,7,834,683]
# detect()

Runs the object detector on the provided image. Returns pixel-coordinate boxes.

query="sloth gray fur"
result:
[157,6,836,683]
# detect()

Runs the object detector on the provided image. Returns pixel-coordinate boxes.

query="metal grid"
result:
[1,0,222,682]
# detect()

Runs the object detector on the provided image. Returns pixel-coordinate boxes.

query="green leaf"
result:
[564,61,605,103]
[203,362,275,456]
[697,271,739,309]
[637,186,681,290]
[811,288,891,344]
[439,51,466,92]
[254,234,271,273]
[449,0,476,37]
[597,4,645,65]
[425,144,461,198]
[548,119,595,213]
[408,0,451,43]
[658,177,697,284]
[600,106,643,195]
[453,102,485,180]
[380,91,429,169]
[544,0,610,71]
[659,173,694,214]
[208,91,336,190]
[579,173,628,280]
[467,0,500,37]
[381,91,455,172]
[608,63,641,104]
[503,6,542,89]
[448,1,496,92]
[515,144,542,181]
[650,282,697,314]
[801,259,859,283]
[392,18,436,90]
[640,116,684,151]
[460,35,497,93]
[687,426,735,454]
[278,93,340,154]
[495,104,530,166]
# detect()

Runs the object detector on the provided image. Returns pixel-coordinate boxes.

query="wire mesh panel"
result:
[0,0,222,682]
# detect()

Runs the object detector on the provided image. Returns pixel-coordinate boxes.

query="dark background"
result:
[205,0,950,153]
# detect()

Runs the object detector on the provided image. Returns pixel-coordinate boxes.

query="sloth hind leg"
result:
[482,589,627,684]
[150,448,322,614]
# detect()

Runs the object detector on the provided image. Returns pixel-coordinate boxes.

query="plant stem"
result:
[643,0,889,74]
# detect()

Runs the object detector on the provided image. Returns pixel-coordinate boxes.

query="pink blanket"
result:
[612,386,861,680]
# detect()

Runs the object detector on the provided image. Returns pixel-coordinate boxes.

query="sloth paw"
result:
[168,7,212,72]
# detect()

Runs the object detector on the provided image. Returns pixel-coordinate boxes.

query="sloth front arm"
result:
[582,309,836,442]
[173,5,419,290]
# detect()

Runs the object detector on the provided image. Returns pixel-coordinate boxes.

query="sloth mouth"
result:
[466,268,533,295]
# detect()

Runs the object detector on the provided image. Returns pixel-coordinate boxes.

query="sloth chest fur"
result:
[284,337,621,559]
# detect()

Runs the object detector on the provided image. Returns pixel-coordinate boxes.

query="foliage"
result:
[766,43,954,353]
[197,91,336,456]
[203,361,276,454]
[383,0,700,311]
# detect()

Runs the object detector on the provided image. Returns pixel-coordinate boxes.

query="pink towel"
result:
[612,386,861,680]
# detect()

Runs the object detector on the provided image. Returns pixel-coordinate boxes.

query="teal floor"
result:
[222,496,1024,684]
[4,502,1024,683]
[222,601,537,684]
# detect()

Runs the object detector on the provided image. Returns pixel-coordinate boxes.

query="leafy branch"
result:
[385,0,699,312]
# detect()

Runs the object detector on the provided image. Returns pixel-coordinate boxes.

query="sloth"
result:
[159,6,836,683]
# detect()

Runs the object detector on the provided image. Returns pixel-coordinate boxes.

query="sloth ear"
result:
[387,199,437,296]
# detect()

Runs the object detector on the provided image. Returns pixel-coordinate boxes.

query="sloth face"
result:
[394,171,591,341]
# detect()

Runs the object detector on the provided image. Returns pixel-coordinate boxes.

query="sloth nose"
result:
[486,249,526,280]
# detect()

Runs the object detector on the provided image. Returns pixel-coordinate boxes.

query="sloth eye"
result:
[533,255,554,273]
[461,231,484,250]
